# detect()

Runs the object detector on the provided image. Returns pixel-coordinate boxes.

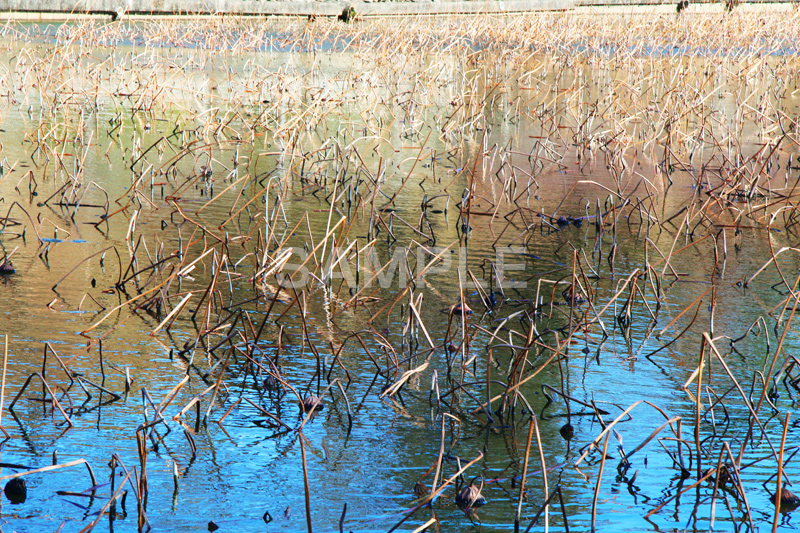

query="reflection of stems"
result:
[8,372,73,427]
[0,200,42,243]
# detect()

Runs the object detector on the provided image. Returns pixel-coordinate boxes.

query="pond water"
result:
[0,12,800,533]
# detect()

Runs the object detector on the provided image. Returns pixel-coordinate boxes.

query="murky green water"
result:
[0,13,800,533]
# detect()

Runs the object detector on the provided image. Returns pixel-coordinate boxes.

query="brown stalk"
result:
[515,415,535,530]
[590,432,610,532]
[772,412,791,531]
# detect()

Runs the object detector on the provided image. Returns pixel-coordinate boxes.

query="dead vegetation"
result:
[0,9,799,531]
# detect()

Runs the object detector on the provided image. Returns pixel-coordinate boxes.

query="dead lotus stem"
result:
[657,286,713,338]
[77,468,133,533]
[431,413,459,496]
[9,372,74,427]
[136,429,149,500]
[590,432,610,533]
[623,416,682,464]
[773,412,791,530]
[300,432,313,533]
[389,451,484,533]
[203,349,233,421]
[575,401,642,468]
[515,415,536,530]
[0,458,97,487]
[479,343,560,413]
[721,440,755,531]
[702,333,780,463]
[172,384,217,421]
[81,255,193,335]
[151,292,193,334]
[4,10,800,531]
[411,518,437,533]
[0,334,7,430]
